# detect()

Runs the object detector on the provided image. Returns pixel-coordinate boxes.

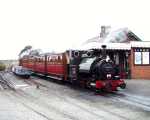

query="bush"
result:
[0,62,6,71]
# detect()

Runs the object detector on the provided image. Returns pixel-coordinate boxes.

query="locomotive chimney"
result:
[101,45,107,58]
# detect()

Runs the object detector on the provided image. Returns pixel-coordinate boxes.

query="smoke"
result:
[104,28,129,43]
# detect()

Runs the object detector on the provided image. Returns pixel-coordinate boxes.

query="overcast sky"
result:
[0,0,150,60]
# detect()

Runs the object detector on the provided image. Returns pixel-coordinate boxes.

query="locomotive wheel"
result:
[120,83,126,89]
[85,80,91,89]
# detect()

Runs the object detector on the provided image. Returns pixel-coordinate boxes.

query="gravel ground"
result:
[0,72,150,120]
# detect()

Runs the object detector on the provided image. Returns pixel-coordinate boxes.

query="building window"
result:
[142,52,149,64]
[134,48,150,65]
[134,52,142,65]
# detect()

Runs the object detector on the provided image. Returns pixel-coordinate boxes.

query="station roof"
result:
[80,42,131,50]
[78,27,150,50]
[78,41,150,50]
[131,41,150,48]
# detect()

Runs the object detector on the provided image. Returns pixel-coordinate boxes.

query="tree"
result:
[0,62,6,71]
[19,45,32,57]
[29,49,42,56]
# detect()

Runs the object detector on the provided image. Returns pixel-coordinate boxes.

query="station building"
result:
[82,26,150,79]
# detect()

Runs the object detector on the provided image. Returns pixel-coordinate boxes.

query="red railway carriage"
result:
[34,55,46,73]
[27,56,35,71]
[20,53,69,80]
[19,46,126,92]
[46,53,68,80]
[20,56,29,68]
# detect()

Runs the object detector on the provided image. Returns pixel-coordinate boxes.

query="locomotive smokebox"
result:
[101,45,107,58]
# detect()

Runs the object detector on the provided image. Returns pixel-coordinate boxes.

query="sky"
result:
[0,0,150,60]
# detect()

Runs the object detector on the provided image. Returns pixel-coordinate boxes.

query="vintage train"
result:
[19,45,126,92]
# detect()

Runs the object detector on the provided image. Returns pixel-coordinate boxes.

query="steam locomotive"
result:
[19,45,126,92]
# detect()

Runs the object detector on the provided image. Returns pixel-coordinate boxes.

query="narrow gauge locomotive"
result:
[19,45,126,92]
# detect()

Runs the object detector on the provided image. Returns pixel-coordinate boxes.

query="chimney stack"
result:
[100,26,111,38]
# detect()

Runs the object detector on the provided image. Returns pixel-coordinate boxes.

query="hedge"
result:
[0,62,6,71]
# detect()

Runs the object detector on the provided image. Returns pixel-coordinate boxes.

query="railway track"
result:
[23,77,149,119]
[2,71,150,113]
[0,71,30,90]
[0,72,150,119]
[0,75,126,120]
[0,71,12,90]
[108,92,150,111]
[29,76,150,113]
[8,86,128,120]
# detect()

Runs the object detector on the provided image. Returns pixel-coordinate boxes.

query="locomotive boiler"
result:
[19,45,126,92]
